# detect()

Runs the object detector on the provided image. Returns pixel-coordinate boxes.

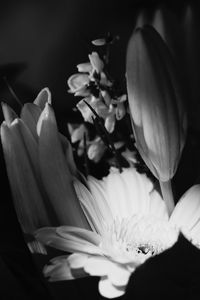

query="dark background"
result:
[0,0,200,299]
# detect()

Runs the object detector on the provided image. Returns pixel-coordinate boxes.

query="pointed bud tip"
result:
[34,87,52,108]
[1,102,18,126]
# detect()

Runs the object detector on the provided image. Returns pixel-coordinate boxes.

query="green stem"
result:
[159,180,174,216]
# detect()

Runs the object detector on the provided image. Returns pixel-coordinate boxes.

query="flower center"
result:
[102,214,178,262]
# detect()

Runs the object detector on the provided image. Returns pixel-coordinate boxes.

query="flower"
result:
[67,73,91,96]
[87,137,106,162]
[67,123,88,156]
[126,25,187,182]
[35,166,200,299]
[0,88,90,233]
[67,51,111,97]
[77,95,117,133]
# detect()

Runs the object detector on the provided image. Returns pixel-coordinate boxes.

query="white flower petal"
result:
[103,168,152,218]
[77,62,92,73]
[68,124,85,144]
[76,97,97,123]
[87,139,106,163]
[99,276,125,299]
[21,103,41,140]
[84,256,111,276]
[68,253,89,269]
[27,240,47,255]
[87,176,113,225]
[1,121,50,232]
[57,226,101,246]
[88,52,104,73]
[149,189,169,220]
[35,227,102,255]
[44,255,86,281]
[38,104,89,228]
[84,256,130,286]
[115,102,126,120]
[67,73,90,92]
[74,179,105,234]
[91,38,106,46]
[104,114,115,133]
[17,119,40,178]
[1,102,18,125]
[33,87,51,109]
[170,185,200,232]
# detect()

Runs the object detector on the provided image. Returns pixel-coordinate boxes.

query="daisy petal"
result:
[99,276,125,299]
[73,179,105,234]
[87,176,113,224]
[84,256,130,286]
[149,189,169,220]
[27,240,47,255]
[170,185,200,232]
[104,168,152,218]
[35,227,102,255]
[44,255,86,281]
[57,226,101,246]
[68,253,89,269]
[84,256,111,276]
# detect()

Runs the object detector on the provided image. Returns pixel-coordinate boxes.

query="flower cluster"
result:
[68,50,127,132]
[67,38,138,173]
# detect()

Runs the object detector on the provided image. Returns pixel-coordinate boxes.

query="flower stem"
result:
[3,76,23,108]
[159,180,174,216]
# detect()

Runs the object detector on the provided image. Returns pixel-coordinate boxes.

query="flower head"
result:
[36,167,200,298]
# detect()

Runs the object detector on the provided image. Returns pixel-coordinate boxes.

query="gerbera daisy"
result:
[36,167,200,298]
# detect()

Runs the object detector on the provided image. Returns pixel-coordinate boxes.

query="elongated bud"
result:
[38,103,90,229]
[126,25,187,182]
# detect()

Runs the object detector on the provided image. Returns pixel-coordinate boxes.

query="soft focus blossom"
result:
[76,93,127,133]
[67,49,126,136]
[88,51,104,75]
[36,166,200,299]
[67,123,88,156]
[1,88,90,233]
[87,137,106,163]
[111,94,127,121]
[67,123,87,144]
[76,95,103,123]
[67,51,110,97]
[126,25,187,182]
[77,96,117,133]
[91,38,107,46]
[67,73,91,97]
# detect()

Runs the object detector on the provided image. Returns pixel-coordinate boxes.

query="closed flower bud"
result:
[1,88,90,233]
[126,26,187,182]
[88,52,104,74]
[77,62,92,73]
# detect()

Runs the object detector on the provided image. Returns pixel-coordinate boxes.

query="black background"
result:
[1,0,200,299]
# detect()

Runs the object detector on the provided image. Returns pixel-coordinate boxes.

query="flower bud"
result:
[88,52,104,73]
[126,25,187,181]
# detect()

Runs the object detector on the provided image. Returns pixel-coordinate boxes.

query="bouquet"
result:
[1,5,200,299]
